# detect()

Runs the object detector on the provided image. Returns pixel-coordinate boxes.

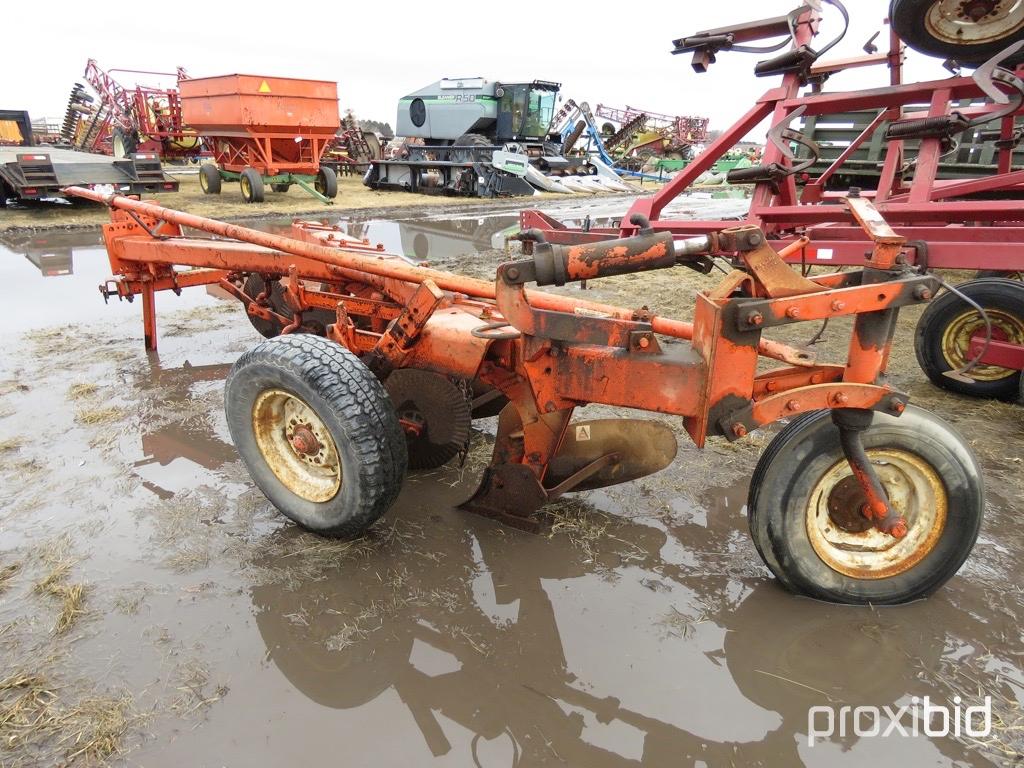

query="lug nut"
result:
[732,423,748,438]
[786,307,800,319]
[831,300,846,311]
[890,399,906,414]
[914,285,933,301]
[786,399,800,411]
[745,311,764,327]
[506,266,520,280]
[832,392,848,406]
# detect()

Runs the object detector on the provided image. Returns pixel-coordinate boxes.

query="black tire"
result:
[112,127,139,159]
[914,277,1024,399]
[748,406,983,605]
[315,166,338,199]
[199,164,222,195]
[452,133,492,164]
[240,167,265,203]
[976,269,1023,281]
[890,0,1024,66]
[225,334,407,536]
[271,183,292,193]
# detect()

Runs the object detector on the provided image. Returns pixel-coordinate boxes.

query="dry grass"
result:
[0,671,138,766]
[169,660,228,717]
[0,561,20,593]
[67,382,98,400]
[33,538,88,635]
[74,407,124,427]
[0,436,22,453]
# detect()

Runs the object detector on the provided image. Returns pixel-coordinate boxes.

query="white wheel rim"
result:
[926,0,1024,45]
[252,388,341,502]
[806,449,947,579]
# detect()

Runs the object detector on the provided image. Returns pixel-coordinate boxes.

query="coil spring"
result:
[885,114,969,141]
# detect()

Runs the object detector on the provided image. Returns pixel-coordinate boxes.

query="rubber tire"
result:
[452,133,492,163]
[271,183,292,193]
[748,406,983,605]
[199,164,222,195]
[225,334,407,536]
[890,0,1024,66]
[914,277,1024,399]
[240,167,265,203]
[315,166,338,199]
[976,269,1023,281]
[112,127,139,159]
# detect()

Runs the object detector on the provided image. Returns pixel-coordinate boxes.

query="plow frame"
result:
[73,185,938,530]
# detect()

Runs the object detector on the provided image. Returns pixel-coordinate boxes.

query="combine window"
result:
[500,85,557,140]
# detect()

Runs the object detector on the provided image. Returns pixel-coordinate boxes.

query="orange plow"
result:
[69,185,983,605]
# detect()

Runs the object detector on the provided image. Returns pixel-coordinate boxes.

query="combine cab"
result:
[366,77,620,197]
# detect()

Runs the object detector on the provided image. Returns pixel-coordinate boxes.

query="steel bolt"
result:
[507,266,521,280]
[914,285,933,301]
[786,399,800,411]
[745,311,764,327]
[888,518,909,539]
[831,300,846,311]
[890,399,906,414]
[637,336,651,349]
[832,392,848,406]
[732,423,748,438]
[786,306,800,319]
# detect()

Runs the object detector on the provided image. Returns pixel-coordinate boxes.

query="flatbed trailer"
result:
[0,146,177,205]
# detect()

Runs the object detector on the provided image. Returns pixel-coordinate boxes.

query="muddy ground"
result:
[0,196,1023,767]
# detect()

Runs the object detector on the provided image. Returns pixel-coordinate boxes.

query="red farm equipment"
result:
[179,75,341,204]
[60,60,202,161]
[521,0,1024,403]
[68,181,985,607]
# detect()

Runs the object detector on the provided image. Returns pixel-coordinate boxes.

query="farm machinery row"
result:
[522,0,1024,403]
[59,60,381,204]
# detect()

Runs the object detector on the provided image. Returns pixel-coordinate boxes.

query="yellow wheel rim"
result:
[241,176,251,198]
[940,307,1024,381]
[806,450,947,580]
[200,172,209,192]
[252,389,341,503]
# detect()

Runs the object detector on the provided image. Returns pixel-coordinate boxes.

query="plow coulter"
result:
[69,185,983,605]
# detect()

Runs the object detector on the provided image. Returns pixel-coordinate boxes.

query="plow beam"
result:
[65,187,815,367]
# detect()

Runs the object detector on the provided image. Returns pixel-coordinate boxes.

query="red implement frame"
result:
[67,184,937,533]
[78,60,201,160]
[521,11,1024,275]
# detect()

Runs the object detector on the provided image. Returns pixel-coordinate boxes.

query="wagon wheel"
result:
[914,277,1024,398]
[225,335,407,536]
[385,369,472,470]
[199,164,221,194]
[748,406,982,604]
[890,0,1024,66]
[315,167,338,199]
[240,167,265,203]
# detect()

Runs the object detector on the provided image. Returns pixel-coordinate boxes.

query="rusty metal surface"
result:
[68,186,925,531]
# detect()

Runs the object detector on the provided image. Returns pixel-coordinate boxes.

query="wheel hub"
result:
[941,307,1024,381]
[927,0,1024,44]
[252,388,341,502]
[807,449,947,579]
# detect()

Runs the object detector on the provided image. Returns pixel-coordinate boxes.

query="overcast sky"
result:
[5,1,949,137]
